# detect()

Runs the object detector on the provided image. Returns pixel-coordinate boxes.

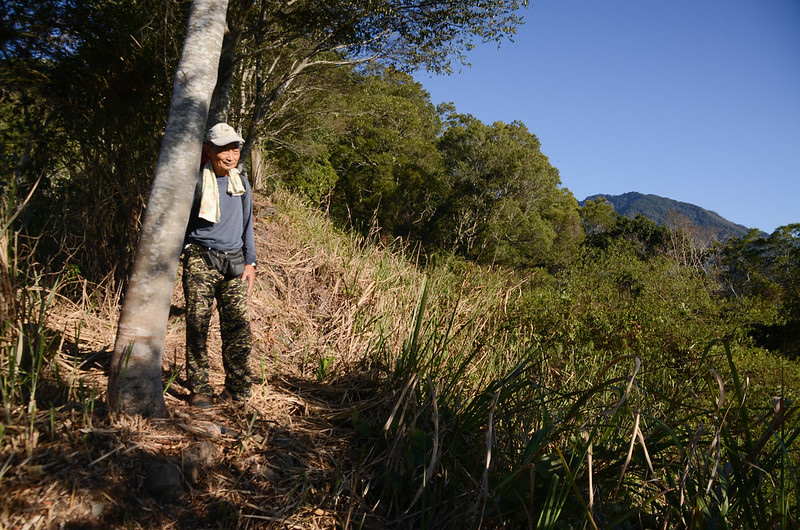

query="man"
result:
[183,123,256,408]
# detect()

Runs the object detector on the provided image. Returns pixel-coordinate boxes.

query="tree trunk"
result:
[250,146,264,191]
[208,1,255,126]
[107,0,229,417]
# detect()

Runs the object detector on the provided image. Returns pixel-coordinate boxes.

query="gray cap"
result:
[207,123,244,146]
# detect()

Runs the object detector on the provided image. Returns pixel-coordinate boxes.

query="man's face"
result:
[205,142,241,175]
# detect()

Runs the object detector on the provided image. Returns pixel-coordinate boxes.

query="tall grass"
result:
[269,190,798,527]
[2,188,795,528]
[1,184,104,456]
[1,183,48,454]
[328,253,799,527]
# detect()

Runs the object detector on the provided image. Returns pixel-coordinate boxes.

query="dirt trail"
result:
[2,193,386,529]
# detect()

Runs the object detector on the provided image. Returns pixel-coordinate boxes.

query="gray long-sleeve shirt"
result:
[185,173,257,266]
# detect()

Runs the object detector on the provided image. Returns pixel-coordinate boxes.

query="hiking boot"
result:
[189,393,214,409]
[218,388,249,405]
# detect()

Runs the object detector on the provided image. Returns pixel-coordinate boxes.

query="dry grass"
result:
[1,190,416,529]
[5,192,798,528]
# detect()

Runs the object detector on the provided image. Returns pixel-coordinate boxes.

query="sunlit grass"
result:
[2,189,797,528]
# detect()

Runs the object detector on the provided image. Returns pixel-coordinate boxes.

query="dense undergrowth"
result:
[1,189,798,528]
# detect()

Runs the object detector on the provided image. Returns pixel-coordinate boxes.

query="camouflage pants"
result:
[182,244,253,399]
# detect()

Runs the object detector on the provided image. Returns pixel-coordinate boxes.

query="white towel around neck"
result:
[198,163,245,223]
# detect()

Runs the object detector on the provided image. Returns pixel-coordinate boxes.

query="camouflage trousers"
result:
[182,244,253,399]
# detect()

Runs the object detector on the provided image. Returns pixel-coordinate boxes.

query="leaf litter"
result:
[1,192,400,529]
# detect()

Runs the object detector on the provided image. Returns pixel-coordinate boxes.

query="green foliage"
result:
[580,197,618,235]
[2,0,186,283]
[284,155,339,204]
[243,0,529,76]
[516,242,754,379]
[717,224,800,356]
[430,113,583,269]
[212,0,531,184]
[270,192,800,526]
[357,251,800,527]
[265,69,586,268]
[248,63,447,238]
[720,225,800,315]
[583,213,671,258]
[326,68,445,237]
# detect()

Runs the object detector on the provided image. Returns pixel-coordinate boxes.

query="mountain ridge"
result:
[580,191,753,244]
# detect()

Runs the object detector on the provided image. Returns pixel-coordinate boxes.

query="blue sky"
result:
[419,0,800,233]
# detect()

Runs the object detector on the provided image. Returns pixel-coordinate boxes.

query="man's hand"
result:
[242,264,256,295]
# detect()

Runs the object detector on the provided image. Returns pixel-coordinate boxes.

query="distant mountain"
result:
[580,192,753,244]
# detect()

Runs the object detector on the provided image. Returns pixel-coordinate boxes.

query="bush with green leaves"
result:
[360,267,799,528]
[351,238,798,527]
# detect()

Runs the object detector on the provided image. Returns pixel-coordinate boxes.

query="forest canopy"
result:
[2,0,797,345]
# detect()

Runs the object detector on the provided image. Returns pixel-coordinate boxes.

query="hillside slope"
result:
[3,190,405,529]
[582,191,753,243]
[5,190,800,528]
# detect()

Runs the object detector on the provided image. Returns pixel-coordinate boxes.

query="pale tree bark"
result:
[208,0,256,126]
[250,146,265,191]
[107,0,230,417]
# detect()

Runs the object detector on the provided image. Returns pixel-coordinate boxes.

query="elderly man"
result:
[182,123,256,408]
